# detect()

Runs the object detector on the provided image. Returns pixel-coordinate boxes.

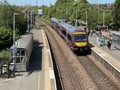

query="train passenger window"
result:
[67,34,71,40]
[74,34,87,42]
[61,30,66,36]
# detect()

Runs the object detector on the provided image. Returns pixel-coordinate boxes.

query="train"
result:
[10,32,33,71]
[50,18,90,52]
[111,31,120,49]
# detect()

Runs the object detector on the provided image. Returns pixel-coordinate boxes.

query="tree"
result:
[113,0,120,30]
[0,3,14,28]
[0,3,28,50]
[0,27,12,50]
[38,0,114,30]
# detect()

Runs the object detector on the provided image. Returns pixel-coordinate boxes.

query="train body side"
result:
[50,18,89,52]
[10,32,33,71]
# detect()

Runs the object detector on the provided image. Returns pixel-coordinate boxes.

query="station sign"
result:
[38,9,43,15]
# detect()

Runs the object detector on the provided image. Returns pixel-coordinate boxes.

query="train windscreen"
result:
[74,34,87,42]
[10,48,26,63]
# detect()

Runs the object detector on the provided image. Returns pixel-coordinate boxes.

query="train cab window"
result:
[16,57,24,63]
[16,50,20,56]
[21,50,25,56]
[15,50,25,56]
[74,34,87,42]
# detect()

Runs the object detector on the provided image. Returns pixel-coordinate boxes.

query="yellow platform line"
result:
[38,72,41,90]
[41,29,51,90]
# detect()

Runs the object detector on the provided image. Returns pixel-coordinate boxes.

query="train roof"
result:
[51,18,60,24]
[51,18,79,33]
[10,33,33,51]
[111,31,120,36]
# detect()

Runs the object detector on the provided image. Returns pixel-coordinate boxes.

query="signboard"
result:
[38,9,43,15]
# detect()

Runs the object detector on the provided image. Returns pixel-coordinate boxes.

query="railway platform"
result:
[89,35,120,76]
[0,29,57,90]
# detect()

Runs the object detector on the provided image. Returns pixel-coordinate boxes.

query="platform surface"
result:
[0,29,56,90]
[89,35,120,72]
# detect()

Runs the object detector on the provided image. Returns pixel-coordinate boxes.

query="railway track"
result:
[41,22,82,90]
[78,56,119,90]
[37,19,120,90]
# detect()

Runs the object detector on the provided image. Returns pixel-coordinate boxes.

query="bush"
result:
[0,27,13,50]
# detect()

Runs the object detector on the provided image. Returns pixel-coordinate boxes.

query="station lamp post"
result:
[74,0,79,27]
[75,8,78,27]
[74,0,88,29]
[69,8,87,29]
[103,10,105,27]
[79,9,87,30]
[13,13,19,50]
[84,10,88,30]
[102,10,110,38]
[12,13,19,76]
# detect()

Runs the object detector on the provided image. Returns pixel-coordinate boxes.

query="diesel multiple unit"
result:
[51,18,89,52]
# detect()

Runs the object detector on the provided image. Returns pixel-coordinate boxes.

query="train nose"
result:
[75,42,87,47]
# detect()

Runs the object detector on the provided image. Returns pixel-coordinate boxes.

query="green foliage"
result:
[113,0,120,30]
[39,0,99,29]
[0,50,10,64]
[0,27,13,50]
[87,9,97,29]
[15,13,27,36]
[38,0,114,30]
[0,4,14,28]
[0,3,28,50]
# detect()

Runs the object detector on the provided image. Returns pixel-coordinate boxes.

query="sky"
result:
[0,0,57,6]
[88,0,115,4]
[0,0,115,6]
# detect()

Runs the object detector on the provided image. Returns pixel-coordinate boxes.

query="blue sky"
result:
[0,0,57,6]
[0,0,115,6]
[88,0,115,4]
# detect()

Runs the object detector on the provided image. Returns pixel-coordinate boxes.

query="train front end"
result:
[73,31,89,51]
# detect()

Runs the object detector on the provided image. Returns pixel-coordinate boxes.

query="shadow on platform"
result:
[27,39,43,75]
